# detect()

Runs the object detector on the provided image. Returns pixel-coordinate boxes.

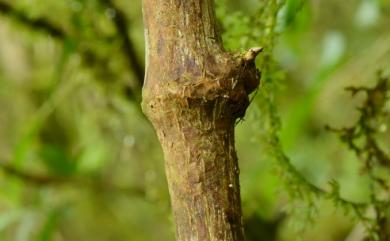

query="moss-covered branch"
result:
[0,0,143,101]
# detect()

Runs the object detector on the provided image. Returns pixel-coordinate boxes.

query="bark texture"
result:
[142,1,261,240]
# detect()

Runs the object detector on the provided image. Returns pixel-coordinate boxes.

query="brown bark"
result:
[142,1,261,240]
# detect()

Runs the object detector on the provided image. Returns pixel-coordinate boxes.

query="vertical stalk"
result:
[142,1,261,240]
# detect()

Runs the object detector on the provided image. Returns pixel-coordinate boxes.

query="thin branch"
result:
[0,162,63,185]
[0,1,65,39]
[103,0,145,88]
[0,162,145,197]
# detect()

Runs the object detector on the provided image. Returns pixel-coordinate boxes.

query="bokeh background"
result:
[0,0,389,240]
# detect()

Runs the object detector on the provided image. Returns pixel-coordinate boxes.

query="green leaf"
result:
[36,209,63,241]
[39,144,77,176]
[0,210,22,233]
[355,0,380,28]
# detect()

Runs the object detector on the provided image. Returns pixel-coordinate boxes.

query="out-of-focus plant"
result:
[0,0,389,240]
[326,72,390,241]
[218,0,390,240]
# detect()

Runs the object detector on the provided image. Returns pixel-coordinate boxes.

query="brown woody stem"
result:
[142,1,261,240]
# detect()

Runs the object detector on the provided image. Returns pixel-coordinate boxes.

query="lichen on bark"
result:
[142,0,262,240]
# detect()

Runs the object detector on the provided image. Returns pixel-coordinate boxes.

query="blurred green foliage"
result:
[0,0,390,240]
